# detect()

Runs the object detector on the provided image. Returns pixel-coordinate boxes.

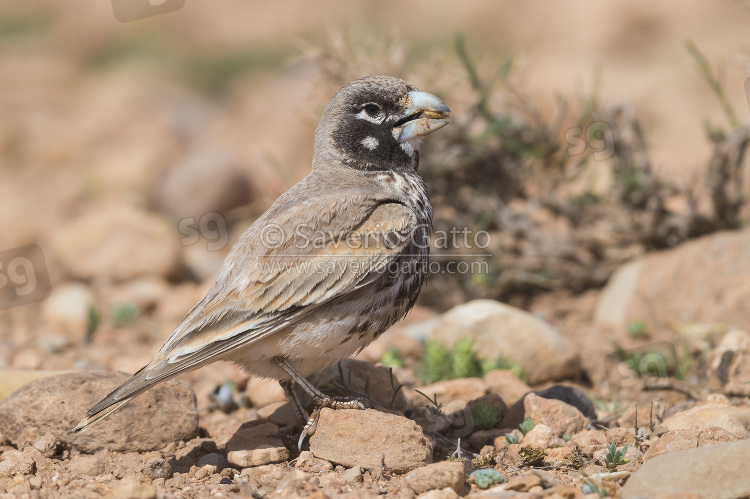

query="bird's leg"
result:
[273,358,366,410]
[274,358,366,450]
[280,379,308,424]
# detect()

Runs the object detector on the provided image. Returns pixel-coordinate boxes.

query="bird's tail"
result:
[73,365,165,433]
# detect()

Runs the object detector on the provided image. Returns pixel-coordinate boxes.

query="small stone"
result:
[342,465,362,484]
[68,455,105,477]
[502,393,589,437]
[294,451,333,472]
[522,423,562,449]
[309,408,431,474]
[404,461,466,495]
[109,481,157,499]
[604,427,631,447]
[42,282,94,340]
[0,450,35,477]
[33,432,60,458]
[532,385,597,420]
[226,423,289,468]
[410,378,487,410]
[143,457,173,480]
[197,452,230,470]
[417,488,460,499]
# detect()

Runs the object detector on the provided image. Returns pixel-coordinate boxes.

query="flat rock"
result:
[226,422,288,468]
[0,371,198,453]
[404,461,466,495]
[309,408,431,474]
[502,393,589,437]
[621,439,750,498]
[659,402,750,437]
[643,426,742,461]
[431,300,580,384]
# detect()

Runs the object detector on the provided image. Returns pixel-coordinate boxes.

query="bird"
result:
[74,75,450,444]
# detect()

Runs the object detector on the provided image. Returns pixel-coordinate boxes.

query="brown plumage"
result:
[75,76,450,439]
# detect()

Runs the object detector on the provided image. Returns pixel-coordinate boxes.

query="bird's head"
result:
[313,75,450,171]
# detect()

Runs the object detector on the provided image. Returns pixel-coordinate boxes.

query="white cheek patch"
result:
[399,141,415,157]
[355,109,385,125]
[361,136,379,150]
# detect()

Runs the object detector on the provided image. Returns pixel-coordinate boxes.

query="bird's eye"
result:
[362,103,382,117]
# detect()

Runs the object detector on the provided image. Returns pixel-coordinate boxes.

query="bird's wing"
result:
[76,200,418,431]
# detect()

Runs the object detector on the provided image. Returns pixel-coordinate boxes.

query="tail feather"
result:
[73,366,168,433]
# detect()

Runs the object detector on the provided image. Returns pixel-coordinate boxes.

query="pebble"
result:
[68,455,106,477]
[142,457,173,480]
[0,450,35,477]
[502,393,589,437]
[403,461,466,495]
[225,423,289,468]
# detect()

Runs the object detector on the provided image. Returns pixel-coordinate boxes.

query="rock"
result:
[431,300,580,384]
[150,146,252,220]
[502,393,589,437]
[404,461,466,495]
[311,359,409,412]
[409,378,487,409]
[569,430,608,457]
[226,422,289,468]
[257,401,299,430]
[246,377,287,409]
[109,481,157,499]
[68,455,105,477]
[142,457,173,480]
[42,282,94,339]
[51,207,182,281]
[483,370,530,406]
[643,426,742,461]
[309,408,431,473]
[33,432,61,458]
[522,423,562,449]
[604,427,631,447]
[531,385,597,420]
[342,465,362,484]
[621,439,750,498]
[417,488,460,499]
[659,402,750,437]
[295,451,333,472]
[710,329,750,397]
[0,371,198,453]
[0,370,74,402]
[196,452,230,470]
[595,229,750,330]
[0,450,35,477]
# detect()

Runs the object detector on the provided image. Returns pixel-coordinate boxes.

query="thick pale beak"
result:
[395,91,451,143]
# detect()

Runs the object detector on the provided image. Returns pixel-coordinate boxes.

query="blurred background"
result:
[2,0,750,417]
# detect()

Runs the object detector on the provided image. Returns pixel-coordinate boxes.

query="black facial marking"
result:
[332,87,418,171]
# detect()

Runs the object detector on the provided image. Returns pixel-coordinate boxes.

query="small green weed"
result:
[604,442,629,469]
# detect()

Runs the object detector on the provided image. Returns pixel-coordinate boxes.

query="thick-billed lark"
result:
[75,75,450,445]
